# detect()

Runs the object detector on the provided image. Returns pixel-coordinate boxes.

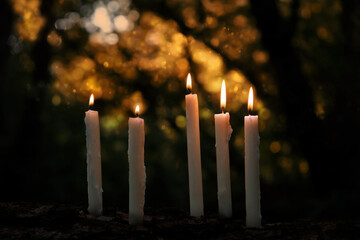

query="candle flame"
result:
[220,80,226,111]
[89,93,94,107]
[186,73,192,91]
[135,105,140,116]
[248,87,254,112]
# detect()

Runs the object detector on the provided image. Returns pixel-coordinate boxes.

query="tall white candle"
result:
[214,80,233,218]
[244,87,261,228]
[185,73,204,217]
[128,105,146,225]
[84,94,103,216]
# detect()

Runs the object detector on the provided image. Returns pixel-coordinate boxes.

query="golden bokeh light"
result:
[188,37,224,93]
[91,5,113,33]
[260,165,274,183]
[47,31,62,47]
[52,95,61,106]
[200,108,212,120]
[202,0,248,17]
[51,56,115,101]
[252,50,269,64]
[299,161,309,175]
[279,157,293,173]
[233,15,248,27]
[269,141,281,154]
[11,0,45,42]
[175,115,186,129]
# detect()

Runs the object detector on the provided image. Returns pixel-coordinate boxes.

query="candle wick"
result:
[136,113,139,118]
[89,105,93,110]
[187,88,192,94]
[222,107,225,114]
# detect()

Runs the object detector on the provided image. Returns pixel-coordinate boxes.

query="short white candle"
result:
[185,73,204,217]
[84,94,103,216]
[214,80,233,218]
[128,105,146,225]
[244,87,261,228]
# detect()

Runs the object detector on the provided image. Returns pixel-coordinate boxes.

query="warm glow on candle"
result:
[186,73,192,91]
[89,94,94,107]
[220,80,226,112]
[135,105,140,116]
[248,87,254,113]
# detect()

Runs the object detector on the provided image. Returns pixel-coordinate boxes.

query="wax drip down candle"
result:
[185,73,204,217]
[84,94,103,216]
[214,80,233,218]
[244,87,261,228]
[128,105,146,225]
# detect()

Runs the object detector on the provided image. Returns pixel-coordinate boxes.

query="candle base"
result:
[129,214,144,225]
[246,218,262,228]
[88,207,102,217]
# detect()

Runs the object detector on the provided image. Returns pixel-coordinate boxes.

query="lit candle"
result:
[185,73,204,217]
[214,80,233,218]
[244,87,261,228]
[84,93,103,216]
[128,105,146,225]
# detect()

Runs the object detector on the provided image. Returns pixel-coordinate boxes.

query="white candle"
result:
[214,80,233,218]
[185,73,204,217]
[128,105,146,225]
[84,94,103,216]
[244,87,261,228]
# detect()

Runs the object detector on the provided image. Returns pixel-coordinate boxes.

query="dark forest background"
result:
[0,0,360,221]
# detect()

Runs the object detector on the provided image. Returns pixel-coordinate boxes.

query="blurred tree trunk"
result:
[20,0,56,200]
[0,2,12,132]
[0,0,55,201]
[339,0,360,189]
[249,0,339,192]
[0,0,16,199]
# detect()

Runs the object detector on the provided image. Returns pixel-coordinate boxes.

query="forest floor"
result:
[0,202,359,239]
